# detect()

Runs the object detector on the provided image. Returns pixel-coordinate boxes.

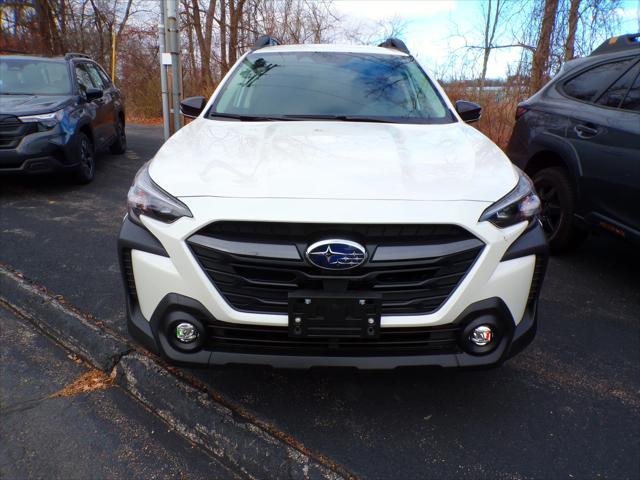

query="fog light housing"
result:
[470,325,493,346]
[175,322,198,343]
[460,315,504,355]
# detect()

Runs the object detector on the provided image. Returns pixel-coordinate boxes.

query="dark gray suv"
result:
[507,34,639,252]
[0,53,126,183]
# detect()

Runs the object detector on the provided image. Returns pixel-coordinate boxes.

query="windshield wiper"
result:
[209,112,429,124]
[280,114,413,124]
[209,112,289,122]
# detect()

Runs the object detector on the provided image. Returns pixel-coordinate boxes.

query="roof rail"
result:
[0,48,29,55]
[252,35,280,51]
[64,52,92,60]
[378,38,410,55]
[590,33,639,56]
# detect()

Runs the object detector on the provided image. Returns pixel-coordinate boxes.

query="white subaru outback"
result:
[119,37,548,369]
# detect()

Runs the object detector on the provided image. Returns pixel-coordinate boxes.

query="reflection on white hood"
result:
[149,118,517,202]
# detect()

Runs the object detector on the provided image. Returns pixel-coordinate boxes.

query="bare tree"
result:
[530,0,559,94]
[478,0,507,89]
[563,0,581,61]
[186,0,217,88]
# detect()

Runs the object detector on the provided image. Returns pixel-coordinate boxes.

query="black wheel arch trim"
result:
[76,119,95,145]
[525,132,582,182]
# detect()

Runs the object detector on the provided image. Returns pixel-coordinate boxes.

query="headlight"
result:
[127,162,192,226]
[479,167,541,228]
[18,109,64,128]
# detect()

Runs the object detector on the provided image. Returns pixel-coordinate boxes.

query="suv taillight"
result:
[515,106,528,121]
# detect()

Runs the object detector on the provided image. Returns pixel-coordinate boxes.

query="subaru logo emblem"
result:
[305,239,367,270]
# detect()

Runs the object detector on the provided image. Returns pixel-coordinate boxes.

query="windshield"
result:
[210,51,454,123]
[0,58,72,95]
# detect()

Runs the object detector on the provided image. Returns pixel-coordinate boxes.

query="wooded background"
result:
[0,0,630,148]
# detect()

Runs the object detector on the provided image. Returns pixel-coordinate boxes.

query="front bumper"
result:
[118,196,548,369]
[126,290,539,369]
[0,124,78,174]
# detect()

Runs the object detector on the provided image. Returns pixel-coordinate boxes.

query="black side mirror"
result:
[455,100,482,123]
[180,96,207,119]
[85,87,103,101]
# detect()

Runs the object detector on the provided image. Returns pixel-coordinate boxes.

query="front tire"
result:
[532,167,587,253]
[109,118,127,154]
[73,132,95,184]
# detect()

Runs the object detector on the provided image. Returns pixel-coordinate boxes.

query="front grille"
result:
[197,221,473,242]
[206,320,461,356]
[0,117,37,149]
[189,222,484,316]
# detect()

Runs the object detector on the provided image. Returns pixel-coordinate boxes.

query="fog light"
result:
[175,322,198,343]
[470,325,493,346]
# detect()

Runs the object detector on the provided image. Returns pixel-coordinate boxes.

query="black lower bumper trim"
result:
[0,155,78,174]
[126,292,538,369]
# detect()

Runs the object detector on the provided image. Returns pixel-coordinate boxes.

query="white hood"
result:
[149,118,517,202]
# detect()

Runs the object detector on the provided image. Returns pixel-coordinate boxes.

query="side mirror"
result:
[455,100,482,123]
[180,96,207,119]
[85,87,103,101]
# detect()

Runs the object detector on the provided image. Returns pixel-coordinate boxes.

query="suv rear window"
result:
[210,51,453,124]
[596,63,640,108]
[620,72,640,111]
[562,58,637,102]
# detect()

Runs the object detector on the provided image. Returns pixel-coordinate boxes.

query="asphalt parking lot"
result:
[0,304,237,479]
[1,124,639,479]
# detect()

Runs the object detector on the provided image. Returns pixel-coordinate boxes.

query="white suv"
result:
[119,38,548,369]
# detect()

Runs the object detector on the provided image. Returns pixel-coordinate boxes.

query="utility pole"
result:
[166,0,182,134]
[158,0,170,141]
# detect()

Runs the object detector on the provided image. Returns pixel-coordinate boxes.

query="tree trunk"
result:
[219,0,228,74]
[479,0,504,91]
[34,0,56,54]
[190,0,216,89]
[480,0,493,90]
[563,0,581,61]
[530,0,559,95]
[89,0,106,65]
[228,0,246,66]
[203,0,217,84]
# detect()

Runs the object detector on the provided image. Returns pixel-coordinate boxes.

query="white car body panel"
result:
[149,119,518,202]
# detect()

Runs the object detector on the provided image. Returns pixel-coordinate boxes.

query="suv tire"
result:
[74,132,95,184]
[533,166,587,252]
[109,118,127,154]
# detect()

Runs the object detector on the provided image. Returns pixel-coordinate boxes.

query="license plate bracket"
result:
[288,291,382,339]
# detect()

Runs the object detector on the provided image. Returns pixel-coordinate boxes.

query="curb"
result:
[0,267,130,371]
[117,353,345,480]
[0,264,353,480]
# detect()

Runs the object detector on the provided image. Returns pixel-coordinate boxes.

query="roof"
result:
[0,54,67,62]
[591,33,639,56]
[251,43,409,56]
[560,47,640,75]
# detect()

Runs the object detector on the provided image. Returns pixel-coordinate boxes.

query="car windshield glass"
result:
[210,51,453,123]
[0,58,72,95]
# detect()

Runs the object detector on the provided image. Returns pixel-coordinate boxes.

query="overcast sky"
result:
[333,0,640,79]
